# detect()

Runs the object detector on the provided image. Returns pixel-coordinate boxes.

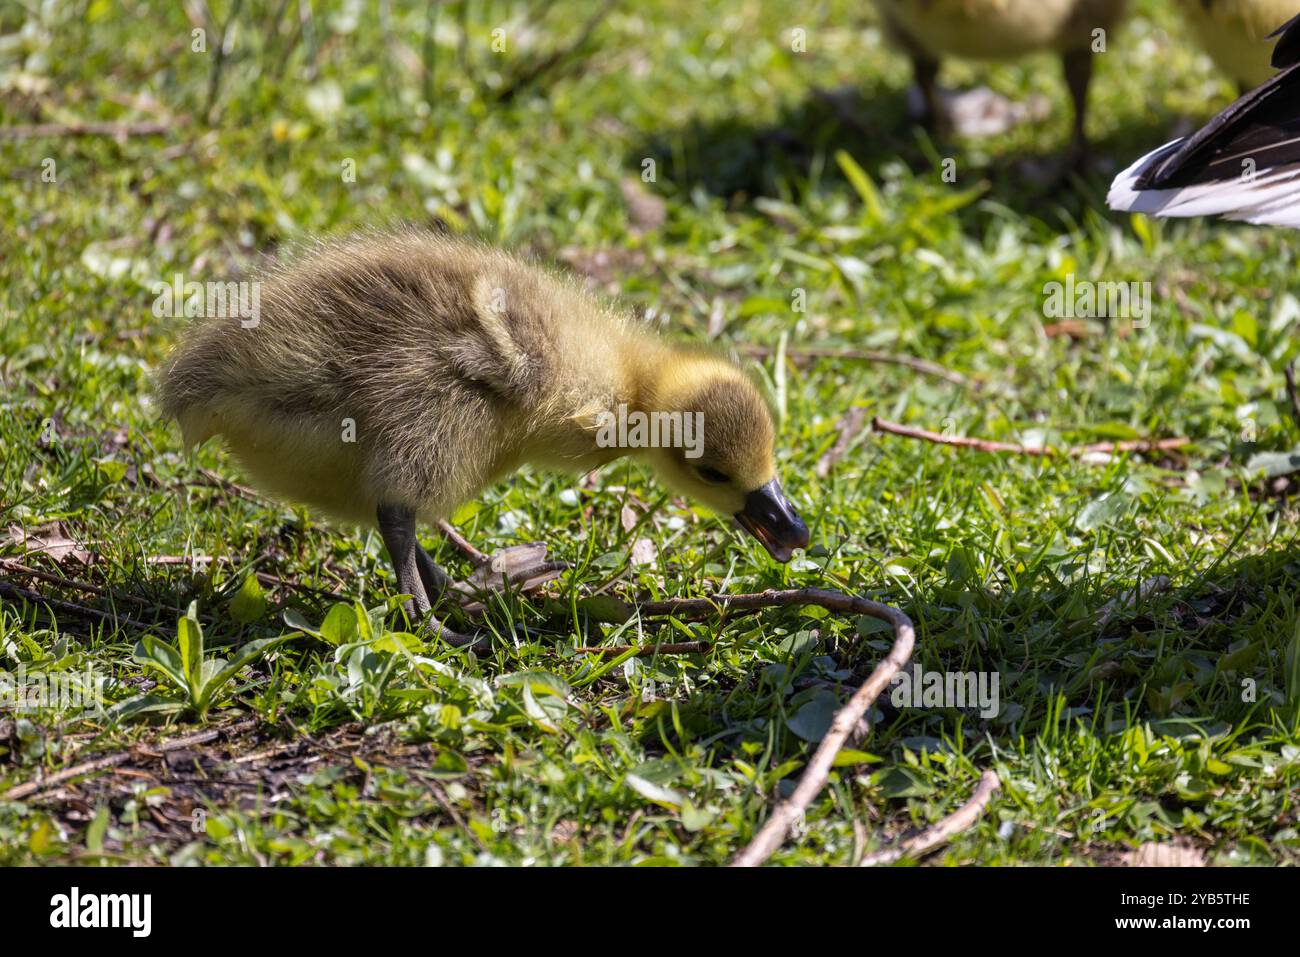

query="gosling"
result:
[1107,13,1300,227]
[157,230,810,645]
[872,0,1129,162]
[1177,0,1300,93]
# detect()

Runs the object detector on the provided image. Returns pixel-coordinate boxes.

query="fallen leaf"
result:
[624,773,683,809]
[630,538,658,566]
[620,504,638,533]
[1246,447,1300,478]
[550,820,579,842]
[5,522,95,565]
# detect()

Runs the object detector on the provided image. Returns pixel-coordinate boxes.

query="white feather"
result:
[1107,138,1300,228]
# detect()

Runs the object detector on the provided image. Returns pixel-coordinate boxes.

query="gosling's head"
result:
[638,352,810,562]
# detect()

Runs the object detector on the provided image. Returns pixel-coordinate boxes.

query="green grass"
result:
[1,0,1298,866]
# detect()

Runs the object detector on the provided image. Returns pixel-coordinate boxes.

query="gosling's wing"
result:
[1107,18,1300,229]
[436,268,561,408]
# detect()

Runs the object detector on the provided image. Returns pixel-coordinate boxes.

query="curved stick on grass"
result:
[872,417,1189,459]
[0,579,157,634]
[857,769,1000,866]
[728,591,914,867]
[607,587,916,867]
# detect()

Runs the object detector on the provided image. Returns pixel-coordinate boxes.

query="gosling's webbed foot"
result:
[418,611,492,653]
[456,542,568,610]
[378,505,564,650]
[414,543,458,608]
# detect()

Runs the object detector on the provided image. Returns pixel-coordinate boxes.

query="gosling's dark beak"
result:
[733,478,810,563]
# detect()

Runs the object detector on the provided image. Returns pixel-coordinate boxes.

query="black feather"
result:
[1132,63,1300,190]
[1269,12,1300,69]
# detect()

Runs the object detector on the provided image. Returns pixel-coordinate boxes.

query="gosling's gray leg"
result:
[1061,47,1092,170]
[377,503,429,618]
[376,504,483,649]
[884,17,944,134]
[910,51,943,134]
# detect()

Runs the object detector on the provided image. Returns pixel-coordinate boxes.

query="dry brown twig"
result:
[858,769,1001,866]
[574,586,996,866]
[817,407,870,478]
[144,555,344,603]
[0,579,157,634]
[1042,319,1131,340]
[738,345,975,389]
[872,417,1189,459]
[196,467,261,502]
[436,519,490,567]
[0,122,171,141]
[687,589,916,866]
[0,558,185,616]
[1,717,259,803]
[1285,362,1300,433]
[0,553,338,629]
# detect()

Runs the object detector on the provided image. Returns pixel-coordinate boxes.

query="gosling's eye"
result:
[695,466,730,485]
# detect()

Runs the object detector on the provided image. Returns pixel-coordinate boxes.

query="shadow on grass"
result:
[647,534,1300,764]
[626,77,1200,233]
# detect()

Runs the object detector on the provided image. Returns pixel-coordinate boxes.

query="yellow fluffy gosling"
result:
[157,230,810,645]
[872,0,1129,160]
[1178,0,1300,93]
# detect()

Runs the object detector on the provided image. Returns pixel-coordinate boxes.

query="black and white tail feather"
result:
[1107,13,1300,228]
